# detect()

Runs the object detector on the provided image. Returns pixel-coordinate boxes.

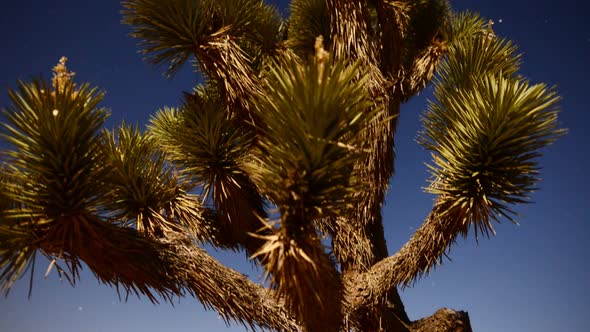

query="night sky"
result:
[1,1,588,331]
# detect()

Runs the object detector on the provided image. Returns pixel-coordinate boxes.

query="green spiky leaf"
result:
[420,72,565,237]
[248,48,375,226]
[1,79,108,219]
[100,124,180,222]
[148,88,254,197]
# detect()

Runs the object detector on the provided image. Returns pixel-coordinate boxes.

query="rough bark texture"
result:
[321,2,471,331]
[37,214,300,331]
[410,308,473,332]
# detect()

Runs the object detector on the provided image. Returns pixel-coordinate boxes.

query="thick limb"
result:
[33,214,299,331]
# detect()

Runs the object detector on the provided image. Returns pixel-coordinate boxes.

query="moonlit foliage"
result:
[0,2,565,331]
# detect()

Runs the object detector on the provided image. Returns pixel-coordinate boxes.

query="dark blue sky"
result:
[1,1,588,331]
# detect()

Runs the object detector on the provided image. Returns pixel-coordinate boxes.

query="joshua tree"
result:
[0,1,564,331]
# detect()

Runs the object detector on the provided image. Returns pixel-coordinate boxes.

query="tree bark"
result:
[37,214,300,331]
[410,308,473,332]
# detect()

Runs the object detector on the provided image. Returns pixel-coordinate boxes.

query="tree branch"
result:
[34,214,299,331]
[196,36,261,116]
[345,198,467,320]
[410,308,473,332]
[396,42,446,101]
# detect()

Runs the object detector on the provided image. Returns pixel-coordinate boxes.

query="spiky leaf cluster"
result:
[149,89,265,251]
[419,31,565,237]
[122,0,282,77]
[1,79,108,219]
[101,124,179,221]
[0,70,108,292]
[0,167,36,292]
[247,47,375,226]
[149,89,253,199]
[447,11,488,42]
[101,123,223,243]
[438,30,522,90]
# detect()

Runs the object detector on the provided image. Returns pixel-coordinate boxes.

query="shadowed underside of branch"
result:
[36,215,299,331]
